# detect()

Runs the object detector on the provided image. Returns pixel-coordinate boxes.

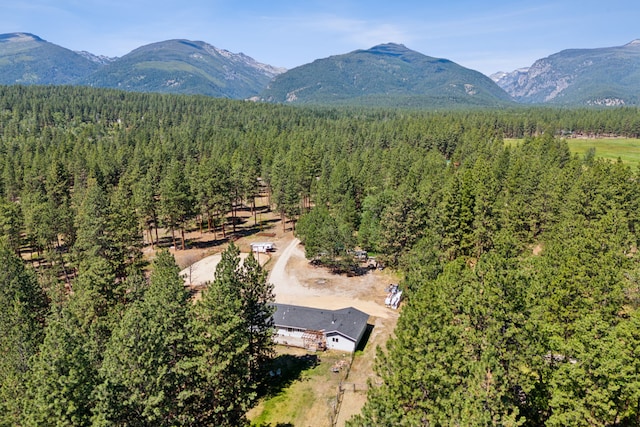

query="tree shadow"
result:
[252,423,294,427]
[178,216,282,251]
[188,237,229,249]
[257,354,320,399]
[310,259,375,277]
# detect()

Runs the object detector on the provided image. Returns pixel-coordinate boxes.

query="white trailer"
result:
[251,242,275,253]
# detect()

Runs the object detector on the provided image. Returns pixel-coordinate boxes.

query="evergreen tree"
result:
[93,250,190,426]
[132,172,159,247]
[159,160,193,250]
[72,177,111,267]
[296,205,353,263]
[25,302,97,427]
[20,181,56,255]
[108,181,143,279]
[0,242,48,426]
[0,199,22,254]
[240,252,275,379]
[181,243,254,426]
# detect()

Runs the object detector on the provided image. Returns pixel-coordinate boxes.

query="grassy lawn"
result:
[505,138,640,168]
[565,138,640,167]
[248,348,352,427]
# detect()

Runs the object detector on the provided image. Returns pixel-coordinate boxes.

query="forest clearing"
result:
[171,198,400,426]
[506,136,640,167]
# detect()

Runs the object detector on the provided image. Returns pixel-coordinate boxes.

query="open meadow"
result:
[565,137,640,167]
[506,137,640,167]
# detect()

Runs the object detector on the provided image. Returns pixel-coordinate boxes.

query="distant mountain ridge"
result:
[80,39,285,98]
[0,32,284,99]
[0,32,100,85]
[492,40,640,105]
[258,43,513,108]
[2,32,640,107]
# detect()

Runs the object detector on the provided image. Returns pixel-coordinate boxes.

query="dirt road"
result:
[179,252,250,287]
[269,238,394,319]
[268,237,303,292]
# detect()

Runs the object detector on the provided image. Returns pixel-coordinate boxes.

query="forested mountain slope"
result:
[1,86,640,424]
[493,40,640,106]
[259,43,513,108]
[0,33,283,99]
[0,33,100,85]
[81,39,284,98]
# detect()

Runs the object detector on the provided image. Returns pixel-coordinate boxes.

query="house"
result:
[271,303,370,353]
[251,242,275,253]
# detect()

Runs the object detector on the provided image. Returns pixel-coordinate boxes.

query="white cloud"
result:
[260,13,412,48]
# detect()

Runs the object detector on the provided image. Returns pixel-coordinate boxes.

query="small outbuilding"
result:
[251,242,275,253]
[271,303,370,353]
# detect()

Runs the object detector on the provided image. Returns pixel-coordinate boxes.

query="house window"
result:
[332,337,339,342]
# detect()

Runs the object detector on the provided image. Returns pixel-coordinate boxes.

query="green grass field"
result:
[506,138,640,168]
[566,138,640,167]
[248,350,348,426]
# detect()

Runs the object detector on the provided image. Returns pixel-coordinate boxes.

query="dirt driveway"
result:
[267,236,400,426]
[269,237,394,319]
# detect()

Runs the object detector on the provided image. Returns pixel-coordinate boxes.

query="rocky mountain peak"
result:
[75,50,117,65]
[0,32,44,43]
[494,40,640,105]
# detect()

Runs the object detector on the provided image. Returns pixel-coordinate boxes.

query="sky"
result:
[3,0,639,76]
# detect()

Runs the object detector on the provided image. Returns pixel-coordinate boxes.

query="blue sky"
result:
[3,0,638,75]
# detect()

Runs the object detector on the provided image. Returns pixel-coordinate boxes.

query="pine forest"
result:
[2,85,640,426]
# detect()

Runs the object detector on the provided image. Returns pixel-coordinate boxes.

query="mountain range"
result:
[491,40,640,105]
[1,32,639,108]
[0,33,283,99]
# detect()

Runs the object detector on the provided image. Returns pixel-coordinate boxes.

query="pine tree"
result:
[180,243,254,425]
[93,250,190,426]
[0,242,48,426]
[25,304,97,427]
[240,251,275,379]
[0,199,22,254]
[132,172,159,247]
[159,161,193,250]
[72,177,110,266]
[108,181,143,279]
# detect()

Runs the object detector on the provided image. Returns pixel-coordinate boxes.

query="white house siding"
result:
[326,332,356,352]
[274,327,305,348]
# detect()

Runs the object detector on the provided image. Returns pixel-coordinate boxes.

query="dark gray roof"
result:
[272,303,369,342]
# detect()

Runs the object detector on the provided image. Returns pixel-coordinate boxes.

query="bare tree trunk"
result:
[232,191,238,233]
[171,227,177,249]
[267,185,272,209]
[253,198,257,226]
[57,250,71,287]
[181,227,186,250]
